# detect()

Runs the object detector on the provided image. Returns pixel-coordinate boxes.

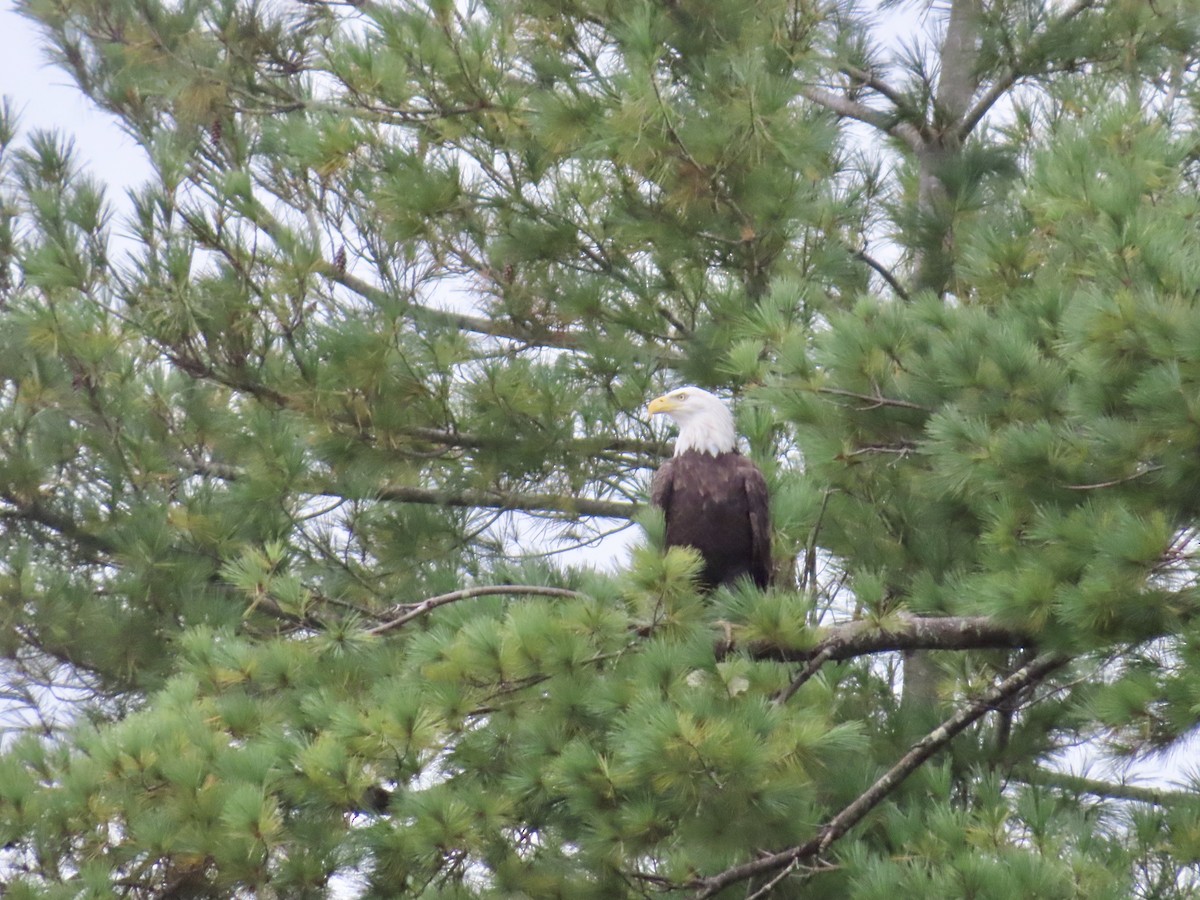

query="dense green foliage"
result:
[3,0,1200,896]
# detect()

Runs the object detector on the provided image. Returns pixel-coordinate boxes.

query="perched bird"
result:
[647,387,771,591]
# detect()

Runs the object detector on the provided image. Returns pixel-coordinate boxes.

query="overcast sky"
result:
[1,3,149,201]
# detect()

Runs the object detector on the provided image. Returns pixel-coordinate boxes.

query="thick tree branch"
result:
[952,69,1019,144]
[771,612,1034,708]
[800,86,924,153]
[690,652,1070,898]
[935,0,982,128]
[952,0,1098,142]
[754,612,1033,667]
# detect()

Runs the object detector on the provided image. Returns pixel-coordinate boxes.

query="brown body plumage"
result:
[651,450,771,590]
[647,387,772,592]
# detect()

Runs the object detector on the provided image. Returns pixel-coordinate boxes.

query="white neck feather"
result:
[673,404,737,457]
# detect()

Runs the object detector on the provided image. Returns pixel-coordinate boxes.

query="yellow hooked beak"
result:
[647,394,676,416]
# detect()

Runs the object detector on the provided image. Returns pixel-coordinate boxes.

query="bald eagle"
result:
[647,387,771,591]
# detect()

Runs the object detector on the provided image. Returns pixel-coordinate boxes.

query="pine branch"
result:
[331,268,586,351]
[183,454,643,519]
[374,484,637,519]
[172,395,666,459]
[839,64,910,112]
[0,493,117,558]
[369,585,585,634]
[177,153,585,355]
[689,652,1070,899]
[167,165,573,356]
[1014,767,1196,807]
[396,426,670,459]
[165,352,291,407]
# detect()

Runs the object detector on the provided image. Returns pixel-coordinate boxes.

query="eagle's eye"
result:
[676,391,688,401]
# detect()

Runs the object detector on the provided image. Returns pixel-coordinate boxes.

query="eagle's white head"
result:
[647,386,738,457]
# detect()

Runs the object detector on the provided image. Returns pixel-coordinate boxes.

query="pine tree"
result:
[2,0,1200,896]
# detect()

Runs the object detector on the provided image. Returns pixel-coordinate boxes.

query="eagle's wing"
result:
[742,462,772,589]
[649,457,676,524]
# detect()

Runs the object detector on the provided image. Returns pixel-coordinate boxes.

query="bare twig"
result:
[800,488,833,596]
[851,247,910,301]
[816,386,929,412]
[842,443,917,458]
[657,304,691,337]
[1064,465,1163,491]
[952,69,1020,143]
[774,647,835,705]
[745,858,800,899]
[369,584,584,634]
